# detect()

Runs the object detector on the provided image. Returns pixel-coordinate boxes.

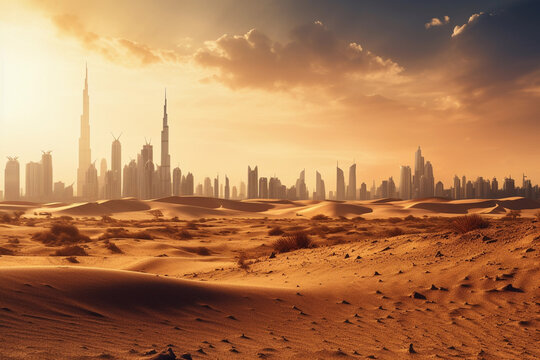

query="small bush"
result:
[237,252,250,271]
[177,229,193,239]
[53,245,88,256]
[196,247,211,256]
[98,227,153,240]
[185,221,199,230]
[104,240,123,254]
[33,223,90,246]
[0,246,15,255]
[384,227,404,237]
[0,213,12,223]
[101,215,115,223]
[404,215,417,221]
[503,209,522,221]
[387,217,403,224]
[450,214,489,233]
[311,214,330,221]
[268,226,284,236]
[272,232,313,253]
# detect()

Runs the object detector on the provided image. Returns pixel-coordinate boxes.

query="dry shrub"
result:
[0,246,15,255]
[311,214,330,221]
[503,209,522,221]
[0,213,12,223]
[404,215,417,221]
[450,214,489,233]
[53,245,88,256]
[272,232,313,253]
[351,216,365,222]
[387,217,403,224]
[98,227,153,240]
[195,246,211,256]
[177,229,193,239]
[33,223,90,246]
[384,227,404,237]
[268,226,284,236]
[100,215,115,223]
[237,252,250,271]
[185,221,199,230]
[104,240,123,254]
[327,226,347,234]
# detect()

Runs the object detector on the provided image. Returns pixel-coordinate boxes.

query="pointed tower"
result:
[160,89,172,196]
[77,64,91,198]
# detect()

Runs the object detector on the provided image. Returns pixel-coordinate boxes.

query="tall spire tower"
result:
[77,64,92,198]
[160,89,171,196]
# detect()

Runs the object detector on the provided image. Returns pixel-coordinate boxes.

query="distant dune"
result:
[1,196,540,219]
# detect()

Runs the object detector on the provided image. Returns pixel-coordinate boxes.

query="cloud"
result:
[194,21,402,91]
[51,14,184,65]
[452,12,483,37]
[425,16,450,29]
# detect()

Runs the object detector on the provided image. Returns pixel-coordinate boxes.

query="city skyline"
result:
[2,66,539,202]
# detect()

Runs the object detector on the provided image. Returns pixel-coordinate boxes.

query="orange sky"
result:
[1,0,539,192]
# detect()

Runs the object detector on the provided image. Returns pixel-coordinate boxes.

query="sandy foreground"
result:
[0,196,538,359]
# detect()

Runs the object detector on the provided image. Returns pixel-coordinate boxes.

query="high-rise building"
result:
[296,169,308,200]
[111,136,122,199]
[41,151,53,200]
[336,164,345,200]
[259,177,269,198]
[83,163,99,201]
[160,90,171,197]
[182,173,194,195]
[453,175,461,199]
[172,167,181,196]
[98,158,107,199]
[359,182,367,200]
[214,176,219,198]
[347,163,356,200]
[224,176,230,199]
[315,171,326,200]
[399,165,412,200]
[388,177,396,198]
[4,157,20,201]
[232,186,238,200]
[423,161,434,197]
[203,177,213,197]
[240,181,247,199]
[77,65,91,198]
[123,160,138,198]
[139,142,154,199]
[491,177,499,197]
[413,146,424,198]
[247,166,258,199]
[25,161,43,201]
[435,181,444,197]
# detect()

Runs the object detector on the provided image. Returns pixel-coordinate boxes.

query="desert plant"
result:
[311,214,330,221]
[177,229,193,239]
[98,227,153,240]
[52,245,88,256]
[384,227,404,237]
[503,209,522,220]
[104,240,123,254]
[148,209,164,220]
[237,252,250,271]
[268,226,284,236]
[450,214,489,233]
[272,232,313,253]
[33,223,90,246]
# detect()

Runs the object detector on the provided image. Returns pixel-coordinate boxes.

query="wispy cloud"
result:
[425,16,450,29]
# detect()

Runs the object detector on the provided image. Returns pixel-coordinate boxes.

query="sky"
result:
[1,0,539,193]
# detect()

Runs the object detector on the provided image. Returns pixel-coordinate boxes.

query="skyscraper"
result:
[247,166,258,199]
[259,177,268,198]
[160,90,171,197]
[111,136,122,199]
[41,151,53,200]
[295,169,307,200]
[399,165,412,200]
[25,161,43,201]
[336,164,345,201]
[4,157,20,201]
[77,65,91,198]
[123,160,138,198]
[83,162,98,201]
[453,176,461,199]
[214,176,219,198]
[315,171,326,200]
[224,176,230,199]
[172,167,181,196]
[139,142,154,199]
[347,163,356,200]
[413,146,424,198]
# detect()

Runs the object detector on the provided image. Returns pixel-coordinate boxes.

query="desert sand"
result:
[0,196,538,359]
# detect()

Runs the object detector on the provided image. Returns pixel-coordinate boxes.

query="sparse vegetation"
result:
[52,245,88,256]
[177,229,193,239]
[237,252,250,271]
[450,214,489,233]
[272,232,313,253]
[503,209,522,220]
[33,223,90,246]
[311,214,330,221]
[98,227,153,240]
[104,240,123,254]
[148,209,164,220]
[268,226,284,236]
[384,227,404,237]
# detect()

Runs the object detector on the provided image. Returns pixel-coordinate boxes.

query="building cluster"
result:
[2,68,540,202]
